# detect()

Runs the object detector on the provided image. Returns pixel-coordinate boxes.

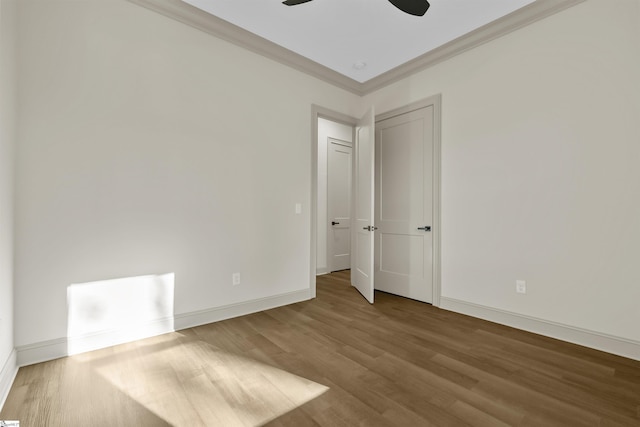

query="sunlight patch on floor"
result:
[91,338,328,426]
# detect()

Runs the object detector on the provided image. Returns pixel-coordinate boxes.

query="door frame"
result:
[374,94,442,306]
[310,105,357,298]
[310,96,441,307]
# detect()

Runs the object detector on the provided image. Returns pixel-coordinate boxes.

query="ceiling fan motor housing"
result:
[282,0,431,17]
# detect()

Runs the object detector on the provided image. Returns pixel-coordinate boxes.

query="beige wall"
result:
[10,0,640,359]
[0,0,17,394]
[364,0,640,342]
[14,0,360,347]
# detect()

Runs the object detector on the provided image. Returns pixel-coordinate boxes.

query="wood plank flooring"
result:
[2,270,640,426]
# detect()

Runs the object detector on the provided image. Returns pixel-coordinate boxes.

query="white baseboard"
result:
[67,317,176,357]
[440,297,640,361]
[16,289,310,368]
[15,338,68,367]
[16,318,176,367]
[316,268,328,275]
[0,349,18,410]
[173,289,309,331]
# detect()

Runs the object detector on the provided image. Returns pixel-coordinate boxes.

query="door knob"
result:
[332,221,340,225]
[417,226,431,231]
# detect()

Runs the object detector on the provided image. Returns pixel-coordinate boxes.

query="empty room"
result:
[1,0,639,425]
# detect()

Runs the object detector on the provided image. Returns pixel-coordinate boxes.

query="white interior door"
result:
[375,106,434,303]
[352,107,375,303]
[327,138,352,272]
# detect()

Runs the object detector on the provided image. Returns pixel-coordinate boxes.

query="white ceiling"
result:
[182,0,537,83]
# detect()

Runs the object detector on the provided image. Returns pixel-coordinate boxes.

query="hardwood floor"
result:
[2,270,640,426]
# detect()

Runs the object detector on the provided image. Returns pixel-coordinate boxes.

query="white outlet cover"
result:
[516,280,526,294]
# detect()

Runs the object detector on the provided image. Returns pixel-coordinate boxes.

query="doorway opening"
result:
[310,106,357,299]
[309,97,441,306]
[317,120,355,276]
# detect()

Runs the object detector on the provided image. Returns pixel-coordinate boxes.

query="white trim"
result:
[16,290,310,367]
[173,289,309,331]
[0,349,18,410]
[311,106,358,300]
[126,0,585,96]
[360,0,586,93]
[440,297,640,361]
[431,97,442,308]
[316,268,329,276]
[15,338,68,368]
[67,317,175,357]
[126,0,361,94]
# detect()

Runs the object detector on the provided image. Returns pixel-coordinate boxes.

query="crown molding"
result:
[127,0,585,97]
[127,0,364,95]
[361,0,586,93]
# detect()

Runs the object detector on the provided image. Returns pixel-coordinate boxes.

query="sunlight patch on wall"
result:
[67,273,175,355]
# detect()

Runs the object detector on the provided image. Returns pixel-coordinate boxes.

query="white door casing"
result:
[352,107,375,303]
[375,104,435,303]
[327,138,352,272]
[310,99,440,306]
[310,105,359,299]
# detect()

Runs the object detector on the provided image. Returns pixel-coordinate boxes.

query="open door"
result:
[351,107,375,303]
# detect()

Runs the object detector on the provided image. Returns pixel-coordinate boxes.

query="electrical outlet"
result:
[232,273,241,286]
[516,280,526,294]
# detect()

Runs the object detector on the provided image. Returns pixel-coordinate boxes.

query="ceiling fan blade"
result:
[388,0,430,16]
[282,0,313,5]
